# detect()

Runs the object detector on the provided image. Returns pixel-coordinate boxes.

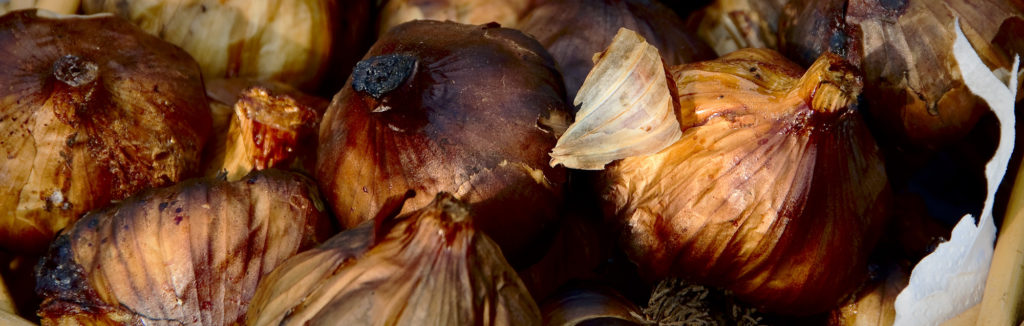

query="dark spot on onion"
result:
[352,54,417,99]
[53,55,99,88]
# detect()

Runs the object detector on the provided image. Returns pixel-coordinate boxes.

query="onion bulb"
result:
[778,0,1024,147]
[246,192,540,326]
[555,29,890,314]
[0,9,211,254]
[35,169,333,325]
[316,20,569,266]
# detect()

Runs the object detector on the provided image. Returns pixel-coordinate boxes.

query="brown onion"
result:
[778,0,1024,147]
[202,79,328,181]
[518,0,715,101]
[246,192,540,326]
[0,9,211,254]
[552,30,890,313]
[316,20,569,266]
[34,169,333,325]
[602,48,890,314]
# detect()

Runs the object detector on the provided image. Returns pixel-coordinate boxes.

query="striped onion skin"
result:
[35,169,333,326]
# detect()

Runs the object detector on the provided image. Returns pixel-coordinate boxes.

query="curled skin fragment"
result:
[550,29,682,170]
[246,192,540,326]
[35,169,333,326]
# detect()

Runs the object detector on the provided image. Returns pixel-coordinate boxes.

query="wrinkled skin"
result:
[605,50,890,314]
[317,20,569,267]
[35,170,333,326]
[0,10,211,254]
[246,193,541,326]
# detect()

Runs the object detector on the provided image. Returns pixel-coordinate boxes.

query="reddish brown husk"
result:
[604,50,890,314]
[518,0,715,101]
[35,169,333,326]
[245,192,540,326]
[202,78,328,180]
[778,0,1024,147]
[316,20,569,266]
[0,10,211,254]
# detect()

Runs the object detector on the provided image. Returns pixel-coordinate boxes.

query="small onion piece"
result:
[246,192,541,326]
[202,79,328,181]
[35,170,333,325]
[0,9,211,254]
[518,0,715,101]
[316,20,569,266]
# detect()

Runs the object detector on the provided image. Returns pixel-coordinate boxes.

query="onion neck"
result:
[791,52,863,114]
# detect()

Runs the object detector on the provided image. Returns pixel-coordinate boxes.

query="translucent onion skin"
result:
[518,0,716,101]
[603,50,890,314]
[0,10,211,254]
[35,170,333,325]
[778,0,1024,147]
[246,193,541,326]
[316,20,569,266]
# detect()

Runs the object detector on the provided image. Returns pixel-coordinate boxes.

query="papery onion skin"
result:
[604,50,890,314]
[0,9,211,254]
[518,0,715,101]
[246,192,541,326]
[81,0,361,93]
[35,169,333,326]
[778,0,1024,147]
[379,0,532,34]
[316,20,569,266]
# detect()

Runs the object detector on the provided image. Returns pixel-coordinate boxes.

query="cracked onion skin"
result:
[604,50,890,314]
[778,0,1024,147]
[34,169,333,326]
[518,0,715,101]
[316,20,569,267]
[246,192,541,326]
[0,9,211,254]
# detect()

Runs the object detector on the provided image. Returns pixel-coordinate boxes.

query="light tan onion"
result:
[246,192,540,326]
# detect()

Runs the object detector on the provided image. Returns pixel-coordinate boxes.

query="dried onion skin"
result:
[35,170,332,325]
[601,49,890,314]
[246,192,541,326]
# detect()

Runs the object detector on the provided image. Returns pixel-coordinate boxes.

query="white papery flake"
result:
[893,19,1020,326]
